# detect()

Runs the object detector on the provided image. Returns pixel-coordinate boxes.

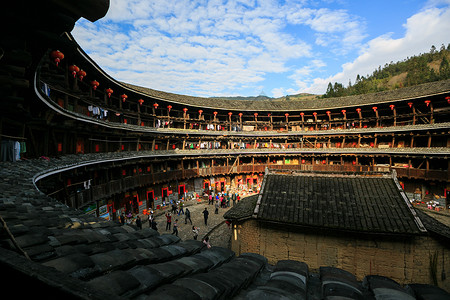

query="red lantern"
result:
[254,113,258,117]
[372,106,377,111]
[390,104,395,110]
[183,108,188,113]
[285,113,289,117]
[301,159,306,164]
[153,103,159,109]
[300,112,304,117]
[313,112,317,116]
[69,65,80,78]
[90,80,100,90]
[446,96,450,104]
[138,99,144,106]
[167,105,172,112]
[326,111,331,115]
[50,50,64,66]
[121,94,128,102]
[352,160,356,165]
[425,100,431,107]
[105,88,113,98]
[77,69,86,81]
[239,113,243,117]
[213,111,218,116]
[408,102,413,108]
[198,110,203,115]
[322,160,326,165]
[356,108,361,113]
[341,110,346,114]
[228,112,233,116]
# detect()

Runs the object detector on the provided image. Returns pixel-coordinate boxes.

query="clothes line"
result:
[0,134,27,140]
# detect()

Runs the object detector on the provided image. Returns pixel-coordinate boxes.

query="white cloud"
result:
[75,0,436,97]
[301,5,450,94]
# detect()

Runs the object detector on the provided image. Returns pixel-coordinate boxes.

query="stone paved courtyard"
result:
[144,198,235,248]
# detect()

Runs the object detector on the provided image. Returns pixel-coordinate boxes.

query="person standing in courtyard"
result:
[136,215,142,230]
[203,207,209,225]
[148,211,154,228]
[172,219,178,236]
[185,207,192,225]
[165,212,172,231]
[192,226,199,240]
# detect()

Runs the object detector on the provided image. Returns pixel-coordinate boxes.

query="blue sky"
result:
[72,0,450,98]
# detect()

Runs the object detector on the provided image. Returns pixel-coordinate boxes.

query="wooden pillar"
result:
[430,103,434,124]
[427,133,432,148]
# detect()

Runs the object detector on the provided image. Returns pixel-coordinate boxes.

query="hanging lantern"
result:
[356,108,361,113]
[138,99,144,106]
[238,113,243,117]
[69,65,80,78]
[198,109,203,116]
[408,102,413,108]
[390,104,395,110]
[313,112,317,116]
[254,113,258,117]
[424,100,431,107]
[167,105,172,112]
[183,108,188,113]
[90,80,100,90]
[50,50,64,66]
[121,94,128,102]
[372,106,377,111]
[228,112,233,116]
[105,88,113,98]
[153,103,159,109]
[341,109,346,114]
[301,159,306,164]
[115,112,121,117]
[326,111,331,116]
[445,96,450,104]
[300,112,304,116]
[285,113,289,117]
[213,111,218,116]
[77,69,86,81]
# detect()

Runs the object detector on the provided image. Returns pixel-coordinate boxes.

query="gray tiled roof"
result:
[255,172,423,235]
[122,79,450,112]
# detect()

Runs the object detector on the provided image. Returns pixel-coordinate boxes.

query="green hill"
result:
[322,44,450,98]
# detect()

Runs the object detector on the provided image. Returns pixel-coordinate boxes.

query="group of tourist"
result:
[207,190,241,209]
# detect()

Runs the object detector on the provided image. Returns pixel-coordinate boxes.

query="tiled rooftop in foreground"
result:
[1,157,449,299]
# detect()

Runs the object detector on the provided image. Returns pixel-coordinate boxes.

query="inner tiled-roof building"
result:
[1,1,449,299]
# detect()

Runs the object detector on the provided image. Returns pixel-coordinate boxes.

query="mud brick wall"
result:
[232,219,450,291]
